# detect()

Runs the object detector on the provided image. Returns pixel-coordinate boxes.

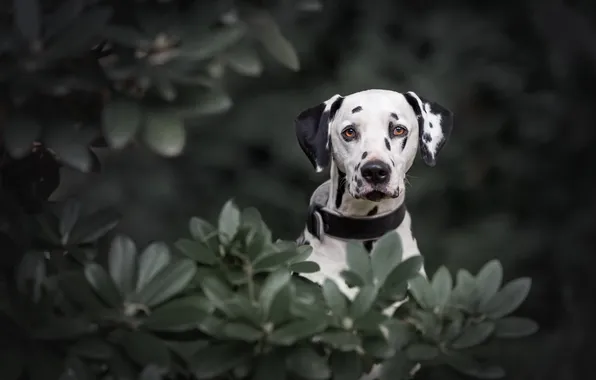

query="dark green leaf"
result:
[330,351,362,380]
[346,242,372,284]
[70,337,113,360]
[218,199,241,243]
[431,266,452,308]
[191,343,252,379]
[59,199,80,244]
[221,322,263,341]
[290,261,320,273]
[480,278,532,319]
[4,113,41,159]
[57,271,106,312]
[349,285,378,319]
[340,270,365,288]
[174,238,217,265]
[45,125,92,173]
[362,336,395,359]
[180,25,246,61]
[245,9,300,71]
[15,251,46,302]
[314,330,361,351]
[476,260,503,309]
[286,346,330,379]
[408,274,437,310]
[108,235,137,296]
[189,217,217,243]
[252,350,286,380]
[14,0,40,42]
[268,319,328,346]
[382,256,423,294]
[405,343,439,361]
[494,317,538,338]
[69,207,121,244]
[134,259,197,307]
[139,365,165,380]
[452,321,495,349]
[120,330,170,368]
[136,242,171,292]
[444,352,505,379]
[107,351,137,380]
[226,44,263,77]
[253,250,297,272]
[371,231,403,285]
[451,269,477,311]
[143,111,186,157]
[102,99,142,149]
[200,275,235,315]
[143,296,212,331]
[84,263,122,307]
[259,268,291,320]
[322,279,348,318]
[380,353,417,380]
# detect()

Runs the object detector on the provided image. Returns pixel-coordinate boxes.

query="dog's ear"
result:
[295,94,344,172]
[403,91,454,167]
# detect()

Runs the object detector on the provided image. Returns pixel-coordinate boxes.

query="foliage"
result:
[2,199,537,380]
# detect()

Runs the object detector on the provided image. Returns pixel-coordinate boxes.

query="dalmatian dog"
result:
[294,89,453,378]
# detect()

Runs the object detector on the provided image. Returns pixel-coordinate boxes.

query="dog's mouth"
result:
[361,188,400,202]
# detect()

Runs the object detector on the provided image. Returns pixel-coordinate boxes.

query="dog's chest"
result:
[300,211,423,299]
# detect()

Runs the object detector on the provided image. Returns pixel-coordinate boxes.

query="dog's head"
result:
[295,89,453,202]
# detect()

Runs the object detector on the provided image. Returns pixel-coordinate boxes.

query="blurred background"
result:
[50,0,596,379]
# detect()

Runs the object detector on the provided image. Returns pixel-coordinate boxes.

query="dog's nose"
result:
[360,160,391,184]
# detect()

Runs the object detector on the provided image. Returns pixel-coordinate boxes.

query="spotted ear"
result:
[403,91,454,167]
[295,94,344,172]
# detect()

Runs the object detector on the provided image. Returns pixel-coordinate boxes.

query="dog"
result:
[293,89,453,378]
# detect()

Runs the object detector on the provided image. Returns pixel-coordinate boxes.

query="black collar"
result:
[306,182,407,241]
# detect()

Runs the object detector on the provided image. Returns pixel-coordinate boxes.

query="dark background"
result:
[49,1,596,379]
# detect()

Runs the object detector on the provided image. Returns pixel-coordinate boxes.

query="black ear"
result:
[403,91,454,167]
[295,94,344,172]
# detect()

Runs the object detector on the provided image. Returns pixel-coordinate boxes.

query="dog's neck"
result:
[327,160,405,217]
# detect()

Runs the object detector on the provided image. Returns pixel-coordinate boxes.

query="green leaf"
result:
[252,351,286,380]
[102,99,142,149]
[330,351,362,380]
[57,271,106,312]
[371,231,403,286]
[451,321,495,349]
[108,235,137,296]
[476,260,503,309]
[314,330,361,351]
[191,343,252,379]
[221,322,263,341]
[380,353,417,380]
[59,199,80,244]
[218,199,241,244]
[431,266,452,308]
[70,337,113,360]
[14,0,40,42]
[444,352,505,379]
[340,270,365,288]
[189,217,217,243]
[405,343,439,361]
[175,238,218,265]
[253,249,297,272]
[494,317,538,338]
[382,256,423,294]
[200,275,235,315]
[69,207,121,244]
[15,251,46,302]
[143,296,212,331]
[32,317,96,340]
[259,268,291,320]
[408,274,437,310]
[322,279,348,318]
[480,277,532,319]
[134,259,197,307]
[245,9,300,71]
[143,111,186,157]
[268,319,328,346]
[451,269,477,311]
[349,285,378,319]
[180,25,246,61]
[286,346,330,380]
[45,125,92,173]
[119,331,170,368]
[136,242,171,292]
[4,113,41,159]
[84,263,122,307]
[226,44,263,77]
[289,261,320,273]
[346,242,372,284]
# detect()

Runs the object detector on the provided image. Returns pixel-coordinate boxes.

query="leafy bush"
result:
[0,1,538,379]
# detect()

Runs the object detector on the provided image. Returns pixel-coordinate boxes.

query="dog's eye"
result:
[391,125,408,137]
[341,127,358,141]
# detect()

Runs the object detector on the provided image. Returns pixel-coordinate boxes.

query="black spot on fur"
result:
[355,163,360,170]
[363,240,376,252]
[401,137,408,150]
[356,178,363,187]
[422,133,432,143]
[385,138,391,151]
[390,159,395,166]
[362,152,368,159]
[335,168,346,209]
[390,113,399,120]
[352,106,363,113]
[429,122,434,129]
[367,206,378,216]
